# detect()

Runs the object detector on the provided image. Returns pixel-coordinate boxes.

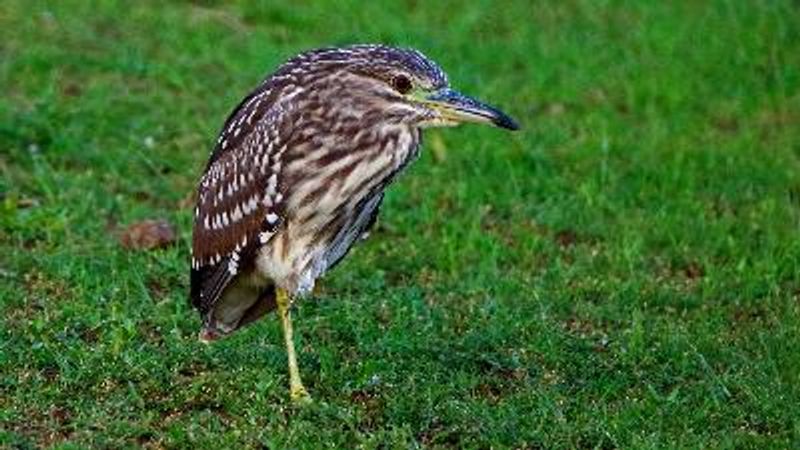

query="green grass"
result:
[2,0,799,447]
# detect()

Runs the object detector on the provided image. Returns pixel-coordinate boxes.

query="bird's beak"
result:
[424,88,519,130]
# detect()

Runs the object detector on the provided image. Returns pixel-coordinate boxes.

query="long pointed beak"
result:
[426,88,519,130]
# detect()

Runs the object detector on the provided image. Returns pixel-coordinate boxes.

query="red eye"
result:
[392,74,413,94]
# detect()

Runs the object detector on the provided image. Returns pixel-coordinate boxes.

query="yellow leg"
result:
[276,287,311,403]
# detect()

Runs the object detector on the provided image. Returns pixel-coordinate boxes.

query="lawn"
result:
[1,0,799,448]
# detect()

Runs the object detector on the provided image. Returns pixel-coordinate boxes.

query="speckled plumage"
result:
[189,44,517,398]
[191,45,441,335]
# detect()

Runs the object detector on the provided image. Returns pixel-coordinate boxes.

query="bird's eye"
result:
[392,74,413,94]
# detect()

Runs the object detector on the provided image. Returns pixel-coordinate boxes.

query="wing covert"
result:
[189,92,289,315]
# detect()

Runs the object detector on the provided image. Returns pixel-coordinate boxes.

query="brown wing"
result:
[189,85,290,318]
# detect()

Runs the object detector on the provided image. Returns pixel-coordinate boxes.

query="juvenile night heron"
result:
[190,44,518,402]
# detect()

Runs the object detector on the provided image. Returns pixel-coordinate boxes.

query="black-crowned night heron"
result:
[189,44,518,402]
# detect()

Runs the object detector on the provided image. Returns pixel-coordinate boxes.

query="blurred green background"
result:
[1,0,799,447]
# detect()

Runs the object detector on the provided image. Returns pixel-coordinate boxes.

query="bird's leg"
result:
[276,287,311,403]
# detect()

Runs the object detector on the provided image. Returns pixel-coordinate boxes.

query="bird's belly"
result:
[254,188,382,297]
[255,126,418,296]
[318,191,383,272]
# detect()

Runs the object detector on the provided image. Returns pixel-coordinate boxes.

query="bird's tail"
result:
[198,286,277,343]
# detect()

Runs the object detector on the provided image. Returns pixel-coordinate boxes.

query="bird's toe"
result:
[290,386,312,405]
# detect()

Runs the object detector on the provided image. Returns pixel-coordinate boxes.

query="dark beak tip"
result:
[430,88,520,131]
[494,114,520,131]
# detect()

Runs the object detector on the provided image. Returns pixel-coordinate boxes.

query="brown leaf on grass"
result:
[61,81,82,97]
[554,229,578,248]
[120,219,177,250]
[683,262,705,280]
[49,406,71,425]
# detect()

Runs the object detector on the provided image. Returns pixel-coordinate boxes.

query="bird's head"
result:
[282,45,519,132]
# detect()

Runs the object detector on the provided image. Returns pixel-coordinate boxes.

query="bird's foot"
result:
[290,384,312,404]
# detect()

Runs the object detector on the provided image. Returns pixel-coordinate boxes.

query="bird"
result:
[189,44,518,403]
